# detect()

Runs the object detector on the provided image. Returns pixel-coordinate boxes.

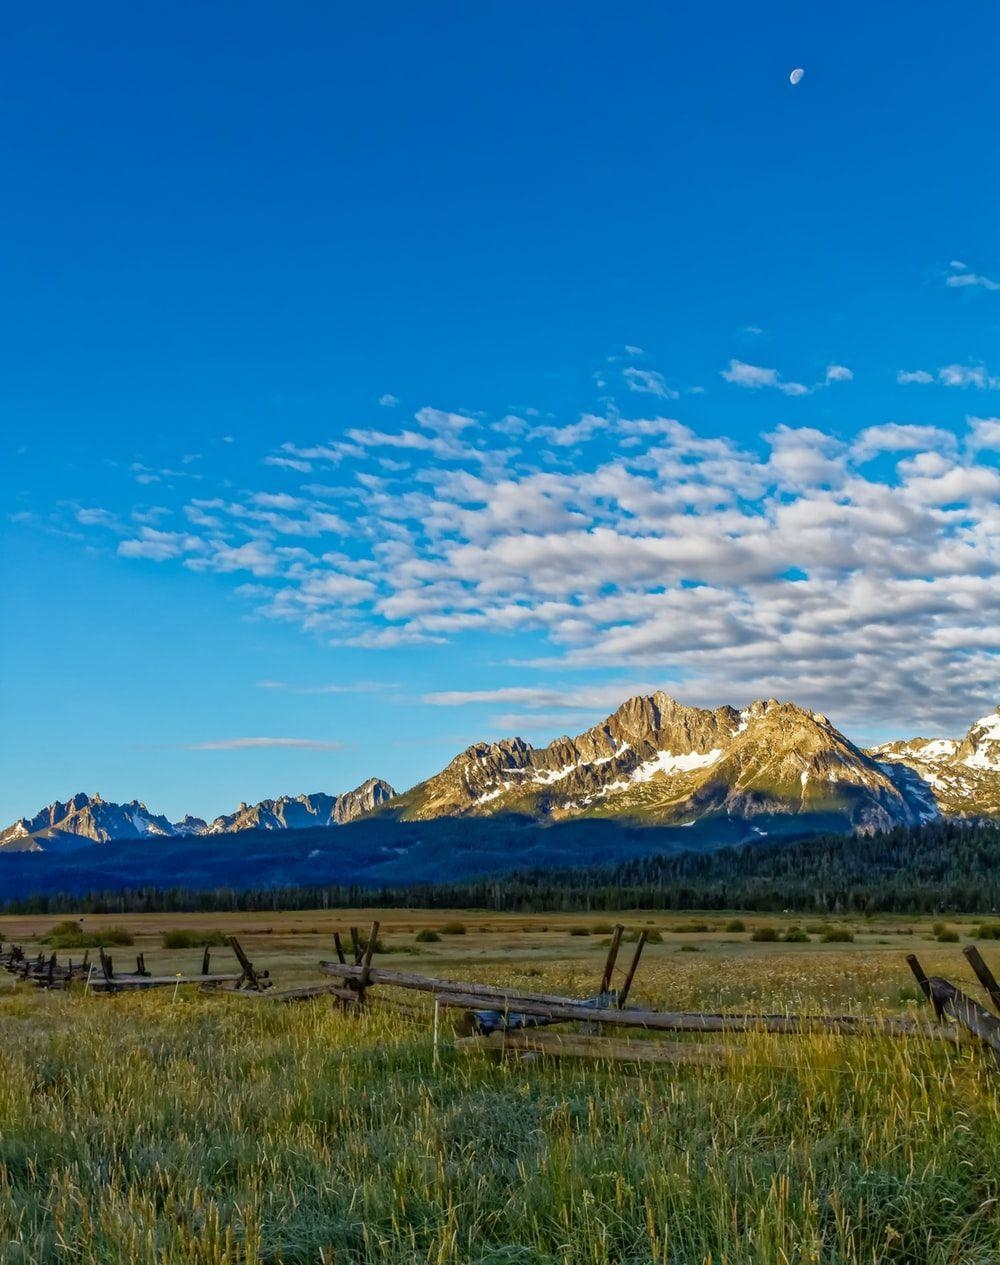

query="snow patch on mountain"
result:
[630,748,723,783]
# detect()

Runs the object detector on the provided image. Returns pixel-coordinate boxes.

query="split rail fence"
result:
[0,936,271,994]
[4,921,999,1072]
[311,921,1000,1072]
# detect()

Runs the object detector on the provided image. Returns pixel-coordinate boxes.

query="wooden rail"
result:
[89,972,245,991]
[319,962,621,1009]
[320,960,949,1038]
[927,976,1000,1067]
[962,945,1000,1016]
[433,990,950,1038]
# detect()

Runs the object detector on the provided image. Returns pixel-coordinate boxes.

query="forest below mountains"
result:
[4,819,998,916]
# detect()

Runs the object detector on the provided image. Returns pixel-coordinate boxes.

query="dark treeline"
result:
[3,819,999,916]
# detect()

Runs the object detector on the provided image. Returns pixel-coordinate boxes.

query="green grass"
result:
[1,913,999,1262]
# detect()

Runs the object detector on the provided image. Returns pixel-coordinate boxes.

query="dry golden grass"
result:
[1,910,998,1263]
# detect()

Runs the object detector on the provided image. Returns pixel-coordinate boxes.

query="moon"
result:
[789,67,804,85]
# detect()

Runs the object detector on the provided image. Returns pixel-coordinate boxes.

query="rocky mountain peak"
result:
[958,708,1000,771]
[2,778,398,851]
[868,704,999,818]
[393,689,931,832]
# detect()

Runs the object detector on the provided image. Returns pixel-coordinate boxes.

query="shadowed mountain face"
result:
[3,695,997,867]
[201,779,396,834]
[869,708,1000,818]
[0,779,396,852]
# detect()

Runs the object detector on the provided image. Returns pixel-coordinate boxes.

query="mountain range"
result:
[2,695,998,860]
[0,778,396,852]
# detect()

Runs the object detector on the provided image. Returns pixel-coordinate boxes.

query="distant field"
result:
[1,909,999,1262]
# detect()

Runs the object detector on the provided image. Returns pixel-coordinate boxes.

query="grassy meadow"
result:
[1,909,999,1263]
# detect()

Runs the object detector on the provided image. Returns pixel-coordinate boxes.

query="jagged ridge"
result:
[392,692,941,833]
[0,779,396,853]
[870,707,1000,818]
[4,695,998,854]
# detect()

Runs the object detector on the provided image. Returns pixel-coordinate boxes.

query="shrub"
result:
[677,944,702,953]
[674,921,710,933]
[821,926,854,943]
[750,927,779,942]
[41,920,86,947]
[783,927,810,943]
[976,923,1000,940]
[42,921,134,949]
[936,929,960,943]
[569,927,591,936]
[724,919,746,933]
[804,922,829,935]
[101,925,134,946]
[162,929,228,949]
[931,921,947,938]
[625,928,663,943]
[440,921,467,936]
[591,921,614,934]
[415,929,441,943]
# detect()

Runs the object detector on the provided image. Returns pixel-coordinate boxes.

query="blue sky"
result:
[3,1,999,824]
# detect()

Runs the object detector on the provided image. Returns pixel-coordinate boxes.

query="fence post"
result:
[963,945,1000,1016]
[357,920,380,1003]
[600,924,625,995]
[618,930,649,1008]
[906,953,938,1016]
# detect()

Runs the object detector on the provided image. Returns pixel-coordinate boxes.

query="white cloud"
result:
[75,506,122,530]
[530,412,609,448]
[185,737,345,750]
[946,261,999,291]
[938,363,1000,389]
[968,417,1000,452]
[265,455,313,473]
[721,360,809,396]
[851,424,957,463]
[378,393,399,408]
[86,407,999,734]
[257,680,394,694]
[825,364,854,383]
[118,528,204,562]
[898,365,1000,389]
[623,367,677,399]
[423,687,571,707]
[415,406,477,433]
[187,541,279,577]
